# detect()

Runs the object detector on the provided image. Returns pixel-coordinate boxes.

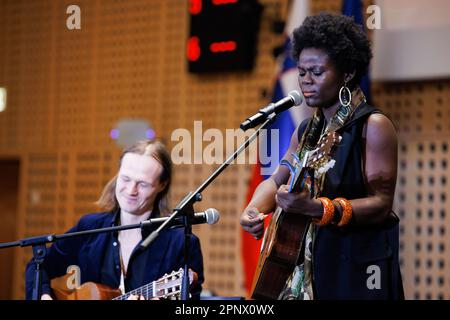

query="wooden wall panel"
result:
[1,0,449,300]
[0,160,20,299]
[373,82,450,300]
[0,0,288,299]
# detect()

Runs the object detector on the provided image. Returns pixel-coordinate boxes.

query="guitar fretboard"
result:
[113,281,155,300]
[112,268,188,300]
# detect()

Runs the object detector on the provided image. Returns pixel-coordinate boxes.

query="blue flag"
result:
[342,0,372,104]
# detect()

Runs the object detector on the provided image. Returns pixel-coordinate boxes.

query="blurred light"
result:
[0,88,6,112]
[146,129,155,140]
[113,119,155,148]
[110,129,120,139]
[30,189,41,205]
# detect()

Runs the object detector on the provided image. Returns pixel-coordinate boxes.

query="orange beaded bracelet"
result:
[313,197,335,226]
[334,197,353,226]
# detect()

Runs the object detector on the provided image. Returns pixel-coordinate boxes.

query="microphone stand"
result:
[0,218,169,300]
[0,113,280,300]
[140,112,279,300]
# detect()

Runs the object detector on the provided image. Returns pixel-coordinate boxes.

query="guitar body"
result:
[50,268,196,300]
[251,207,309,300]
[250,132,341,300]
[53,281,121,300]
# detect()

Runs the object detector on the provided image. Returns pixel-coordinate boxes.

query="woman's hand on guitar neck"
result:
[240,207,268,240]
[276,185,322,218]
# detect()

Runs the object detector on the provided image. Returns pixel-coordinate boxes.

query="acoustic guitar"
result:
[251,132,341,299]
[51,268,197,300]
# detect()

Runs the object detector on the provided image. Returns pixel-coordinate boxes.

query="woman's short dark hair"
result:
[292,13,372,86]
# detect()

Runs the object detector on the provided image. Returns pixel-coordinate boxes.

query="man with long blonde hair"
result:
[25,140,204,300]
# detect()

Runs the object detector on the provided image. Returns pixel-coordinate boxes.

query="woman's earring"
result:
[339,82,352,107]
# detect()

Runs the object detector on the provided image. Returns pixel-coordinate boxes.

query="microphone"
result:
[240,90,303,131]
[139,208,220,250]
[144,208,220,228]
[192,208,220,225]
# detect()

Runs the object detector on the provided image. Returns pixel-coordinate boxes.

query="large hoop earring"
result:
[339,83,352,107]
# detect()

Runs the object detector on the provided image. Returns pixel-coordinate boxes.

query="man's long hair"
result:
[96,140,172,217]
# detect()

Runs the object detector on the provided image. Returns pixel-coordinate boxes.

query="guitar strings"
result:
[113,281,155,300]
[113,281,182,300]
[113,270,186,300]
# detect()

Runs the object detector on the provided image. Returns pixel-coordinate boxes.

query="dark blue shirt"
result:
[25,211,204,300]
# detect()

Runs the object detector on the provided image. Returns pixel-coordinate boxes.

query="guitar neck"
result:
[112,269,193,300]
[113,281,155,300]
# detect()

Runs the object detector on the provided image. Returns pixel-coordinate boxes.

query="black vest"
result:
[297,103,404,299]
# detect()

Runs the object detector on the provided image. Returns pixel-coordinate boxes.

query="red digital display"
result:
[189,0,202,15]
[210,41,237,53]
[187,0,262,73]
[212,0,238,5]
[187,36,201,62]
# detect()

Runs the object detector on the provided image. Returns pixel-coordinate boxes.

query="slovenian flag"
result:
[241,0,311,296]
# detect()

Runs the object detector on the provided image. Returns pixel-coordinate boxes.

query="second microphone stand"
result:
[140,112,279,300]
